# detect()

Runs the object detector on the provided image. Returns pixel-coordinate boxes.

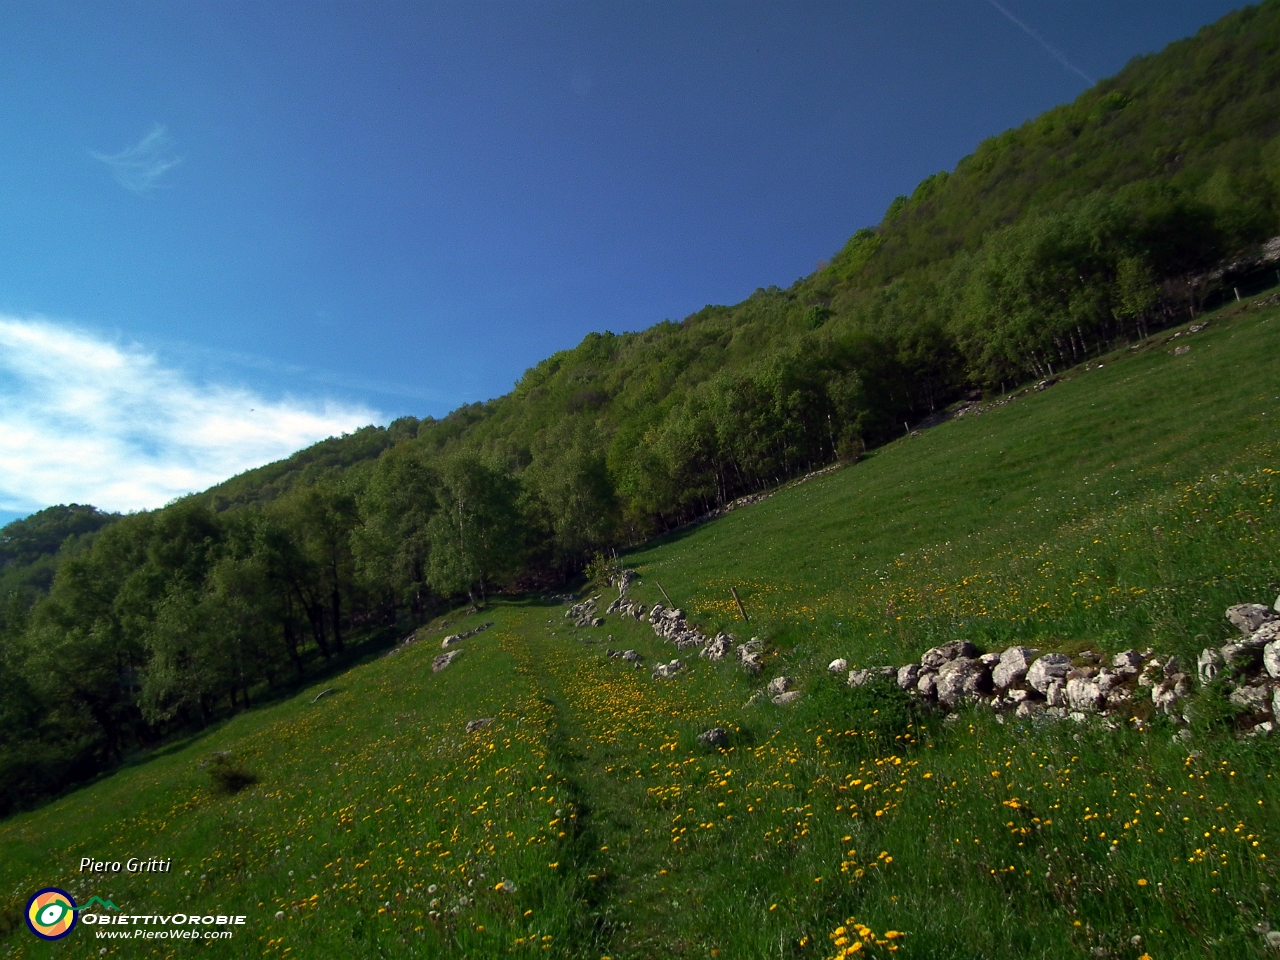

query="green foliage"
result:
[426,453,523,605]
[583,552,616,591]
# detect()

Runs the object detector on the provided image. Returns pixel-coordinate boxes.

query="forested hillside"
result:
[3,1,1280,815]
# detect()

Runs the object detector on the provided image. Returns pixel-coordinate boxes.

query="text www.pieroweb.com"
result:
[96,928,234,940]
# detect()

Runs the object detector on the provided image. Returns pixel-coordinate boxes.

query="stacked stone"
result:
[886,641,1160,719]
[605,595,647,620]
[1197,601,1280,737]
[440,621,494,649]
[645,604,709,651]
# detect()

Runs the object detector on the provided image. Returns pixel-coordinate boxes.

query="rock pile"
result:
[605,648,644,668]
[441,622,493,649]
[855,639,1173,721]
[651,659,684,680]
[565,597,604,628]
[836,597,1280,731]
[605,595,647,620]
[646,604,710,650]
[1196,601,1280,736]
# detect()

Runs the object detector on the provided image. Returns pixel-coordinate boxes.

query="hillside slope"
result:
[6,0,1280,843]
[2,296,1277,959]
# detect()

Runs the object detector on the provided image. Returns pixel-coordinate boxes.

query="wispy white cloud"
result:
[90,124,182,192]
[0,316,380,515]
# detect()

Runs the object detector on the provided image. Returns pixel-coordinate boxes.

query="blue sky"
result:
[0,1,1245,524]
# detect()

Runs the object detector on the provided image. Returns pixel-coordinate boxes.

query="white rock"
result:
[936,658,989,708]
[766,676,790,696]
[1104,688,1132,707]
[979,652,1002,668]
[1227,603,1277,635]
[916,672,937,698]
[920,640,978,670]
[828,658,848,674]
[1066,677,1105,713]
[1251,621,1280,649]
[701,635,733,661]
[1198,647,1225,684]
[772,690,802,706]
[897,663,922,690]
[1152,674,1191,714]
[1263,642,1280,680]
[1095,669,1121,694]
[1045,680,1067,708]
[1112,649,1144,670]
[993,646,1037,689]
[1027,654,1072,694]
[1229,683,1273,714]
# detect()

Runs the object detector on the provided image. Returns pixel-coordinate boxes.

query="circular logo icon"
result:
[26,888,77,940]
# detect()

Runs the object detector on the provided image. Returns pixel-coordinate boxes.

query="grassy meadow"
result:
[3,297,1280,958]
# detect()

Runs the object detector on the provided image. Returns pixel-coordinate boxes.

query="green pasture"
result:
[3,299,1279,958]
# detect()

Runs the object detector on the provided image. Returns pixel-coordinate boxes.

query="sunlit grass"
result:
[2,301,1280,957]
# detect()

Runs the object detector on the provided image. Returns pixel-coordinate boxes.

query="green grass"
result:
[3,299,1280,958]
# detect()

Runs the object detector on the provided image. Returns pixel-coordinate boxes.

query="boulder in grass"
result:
[829,658,849,674]
[701,634,733,661]
[651,660,684,680]
[772,690,802,706]
[465,718,494,733]
[1027,654,1072,694]
[697,727,729,748]
[767,676,791,696]
[432,651,461,673]
[1227,604,1277,635]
